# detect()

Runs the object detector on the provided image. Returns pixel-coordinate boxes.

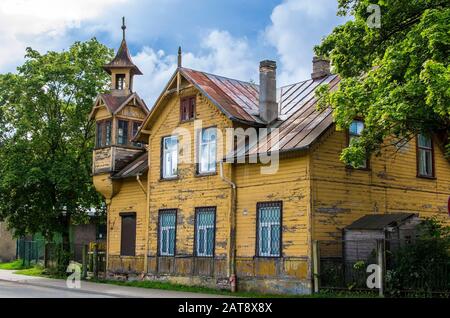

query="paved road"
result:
[0,280,115,298]
[0,269,230,298]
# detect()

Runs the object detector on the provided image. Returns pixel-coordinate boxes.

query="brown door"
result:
[120,213,136,256]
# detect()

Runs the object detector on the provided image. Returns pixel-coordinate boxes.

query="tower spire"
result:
[121,16,126,40]
[177,46,182,68]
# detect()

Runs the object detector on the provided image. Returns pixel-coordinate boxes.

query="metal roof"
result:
[180,68,264,125]
[103,39,143,75]
[345,213,419,231]
[112,152,148,179]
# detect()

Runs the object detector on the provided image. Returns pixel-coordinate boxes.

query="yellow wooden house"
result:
[91,23,450,294]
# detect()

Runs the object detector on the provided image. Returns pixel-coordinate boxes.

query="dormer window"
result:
[116,74,126,90]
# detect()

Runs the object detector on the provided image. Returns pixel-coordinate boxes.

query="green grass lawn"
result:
[0,259,30,270]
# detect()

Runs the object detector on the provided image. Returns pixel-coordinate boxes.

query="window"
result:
[158,210,176,256]
[348,120,367,169]
[117,120,129,145]
[115,74,126,90]
[96,120,112,147]
[162,136,178,178]
[180,96,196,121]
[257,202,282,257]
[417,134,434,178]
[132,121,142,147]
[198,127,217,174]
[120,212,136,256]
[195,207,216,257]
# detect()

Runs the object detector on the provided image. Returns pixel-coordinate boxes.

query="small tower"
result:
[103,17,143,96]
[90,17,149,198]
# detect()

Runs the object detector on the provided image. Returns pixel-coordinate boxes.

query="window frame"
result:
[131,121,143,147]
[115,74,126,90]
[416,134,435,179]
[255,201,282,258]
[117,119,129,146]
[180,96,196,122]
[157,209,177,257]
[193,207,216,258]
[197,126,217,175]
[346,119,370,170]
[160,135,179,180]
[95,119,112,148]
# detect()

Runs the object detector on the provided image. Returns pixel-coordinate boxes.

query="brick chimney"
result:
[259,60,278,123]
[311,56,331,80]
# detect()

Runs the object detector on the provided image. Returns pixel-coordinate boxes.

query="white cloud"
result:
[0,0,126,71]
[133,30,257,106]
[265,0,344,86]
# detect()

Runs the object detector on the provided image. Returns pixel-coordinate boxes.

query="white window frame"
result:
[198,127,217,174]
[159,211,176,256]
[195,209,215,257]
[258,205,281,257]
[162,135,178,179]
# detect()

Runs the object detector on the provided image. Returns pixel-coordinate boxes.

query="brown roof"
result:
[138,68,340,156]
[112,152,148,179]
[345,213,419,230]
[180,68,264,125]
[103,39,143,75]
[100,93,131,113]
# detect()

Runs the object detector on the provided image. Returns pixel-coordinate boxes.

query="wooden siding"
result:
[146,87,233,264]
[311,126,450,242]
[107,177,147,272]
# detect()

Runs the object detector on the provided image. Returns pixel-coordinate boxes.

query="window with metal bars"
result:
[257,202,282,257]
[158,210,176,256]
[195,207,216,257]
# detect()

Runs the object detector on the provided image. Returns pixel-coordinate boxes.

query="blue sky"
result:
[0,0,348,105]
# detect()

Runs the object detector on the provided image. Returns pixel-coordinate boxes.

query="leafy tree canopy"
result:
[0,39,113,241]
[315,0,449,166]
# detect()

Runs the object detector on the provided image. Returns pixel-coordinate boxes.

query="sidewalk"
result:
[0,269,231,298]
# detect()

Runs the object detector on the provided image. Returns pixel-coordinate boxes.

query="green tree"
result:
[315,0,449,166]
[0,39,113,251]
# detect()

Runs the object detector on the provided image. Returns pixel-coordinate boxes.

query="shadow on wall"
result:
[0,222,16,262]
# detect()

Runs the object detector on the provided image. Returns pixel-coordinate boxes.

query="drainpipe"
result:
[136,173,147,195]
[220,161,237,292]
[136,172,149,277]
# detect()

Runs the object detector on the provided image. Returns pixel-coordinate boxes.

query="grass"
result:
[93,279,379,298]
[0,259,31,270]
[14,266,45,277]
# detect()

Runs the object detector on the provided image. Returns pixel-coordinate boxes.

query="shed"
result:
[343,213,421,263]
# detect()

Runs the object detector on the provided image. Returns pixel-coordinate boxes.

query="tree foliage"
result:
[0,39,113,242]
[315,0,449,166]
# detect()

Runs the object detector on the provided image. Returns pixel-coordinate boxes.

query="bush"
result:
[386,218,450,297]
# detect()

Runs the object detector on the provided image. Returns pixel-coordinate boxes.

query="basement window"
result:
[257,201,282,257]
[417,134,434,178]
[159,210,177,256]
[195,207,216,257]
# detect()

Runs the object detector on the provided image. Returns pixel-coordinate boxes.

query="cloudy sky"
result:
[0,0,347,105]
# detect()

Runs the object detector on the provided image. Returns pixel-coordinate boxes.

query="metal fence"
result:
[16,239,106,278]
[314,239,450,297]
